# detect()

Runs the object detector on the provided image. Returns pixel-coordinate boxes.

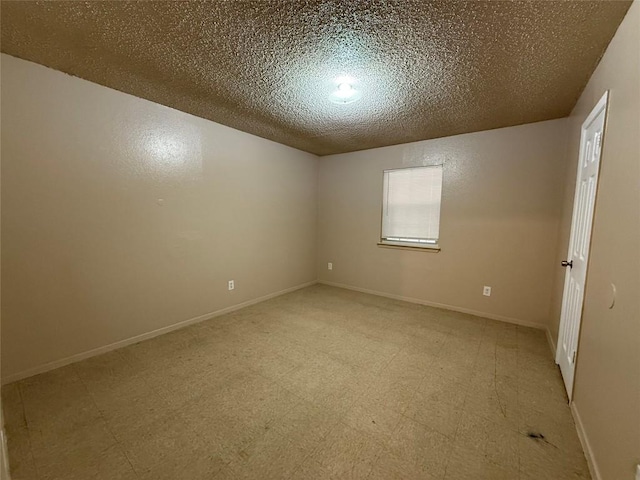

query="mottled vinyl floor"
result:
[2,285,590,480]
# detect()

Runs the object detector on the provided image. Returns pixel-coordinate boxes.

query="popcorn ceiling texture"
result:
[0,1,632,156]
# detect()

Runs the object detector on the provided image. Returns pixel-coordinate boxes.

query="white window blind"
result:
[382,165,443,245]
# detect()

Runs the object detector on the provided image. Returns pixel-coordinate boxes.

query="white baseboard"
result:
[545,326,558,360]
[571,402,601,480]
[0,428,9,480]
[318,280,547,330]
[2,280,317,385]
[0,406,10,480]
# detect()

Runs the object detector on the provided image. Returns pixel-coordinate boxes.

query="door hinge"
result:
[572,350,577,364]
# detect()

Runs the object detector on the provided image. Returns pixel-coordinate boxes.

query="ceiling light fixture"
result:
[329,78,362,105]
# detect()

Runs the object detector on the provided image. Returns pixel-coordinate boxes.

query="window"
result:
[380,165,443,249]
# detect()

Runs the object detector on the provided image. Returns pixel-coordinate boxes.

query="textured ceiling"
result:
[0,1,632,156]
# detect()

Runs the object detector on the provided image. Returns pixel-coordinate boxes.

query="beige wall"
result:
[317,119,569,328]
[549,2,640,478]
[0,54,318,381]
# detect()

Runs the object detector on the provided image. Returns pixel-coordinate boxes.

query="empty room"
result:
[0,1,638,480]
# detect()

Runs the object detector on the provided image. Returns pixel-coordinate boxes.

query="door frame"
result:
[555,90,610,399]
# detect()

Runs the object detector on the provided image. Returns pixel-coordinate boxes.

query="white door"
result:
[556,91,609,400]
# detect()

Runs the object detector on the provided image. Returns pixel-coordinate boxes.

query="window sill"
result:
[377,241,441,252]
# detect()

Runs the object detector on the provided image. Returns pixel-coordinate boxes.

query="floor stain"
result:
[526,431,559,450]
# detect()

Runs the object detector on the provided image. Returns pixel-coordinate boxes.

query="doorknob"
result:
[561,260,573,268]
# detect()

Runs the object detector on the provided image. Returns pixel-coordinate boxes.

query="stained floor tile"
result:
[311,422,385,480]
[443,445,519,480]
[385,416,453,478]
[2,285,590,479]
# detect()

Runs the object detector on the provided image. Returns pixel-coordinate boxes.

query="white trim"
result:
[546,327,557,359]
[377,242,441,252]
[0,408,10,480]
[571,402,602,480]
[318,280,546,330]
[1,280,317,385]
[0,430,9,480]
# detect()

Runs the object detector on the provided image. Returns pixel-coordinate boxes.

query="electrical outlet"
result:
[483,286,491,297]
[328,262,333,271]
[228,280,235,291]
